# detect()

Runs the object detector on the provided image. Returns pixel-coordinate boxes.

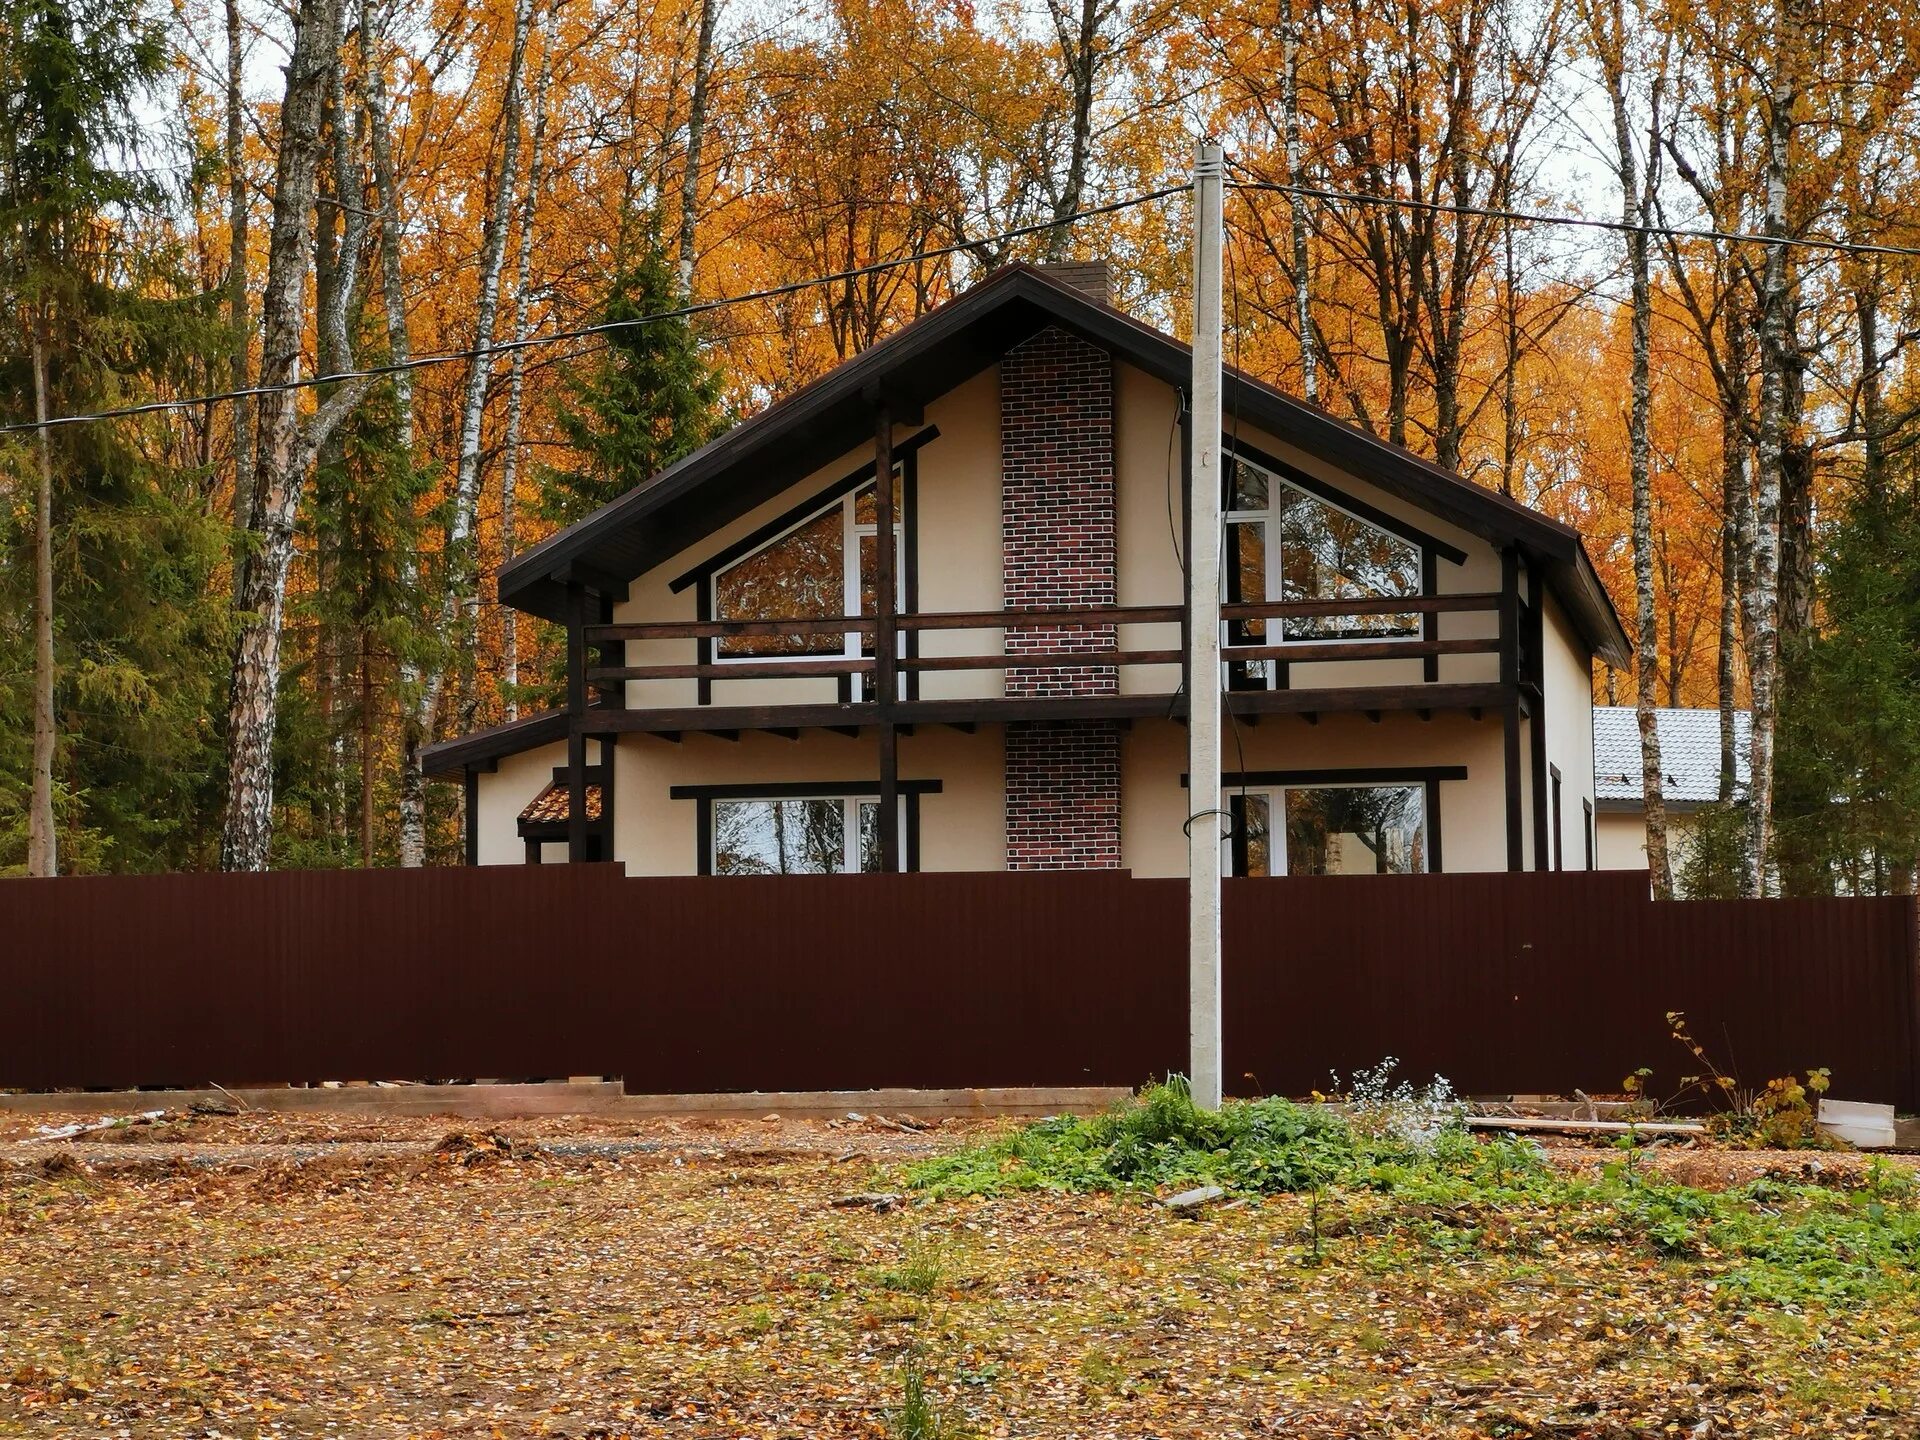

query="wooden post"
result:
[1499,548,1523,872]
[565,581,590,863]
[1526,559,1550,872]
[874,403,900,872]
[597,594,620,864]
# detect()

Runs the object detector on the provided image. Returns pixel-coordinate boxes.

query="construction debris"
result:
[28,1109,169,1143]
[1465,1115,1704,1139]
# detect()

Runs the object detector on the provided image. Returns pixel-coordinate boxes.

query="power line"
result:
[0,184,1192,437]
[1227,175,1920,261]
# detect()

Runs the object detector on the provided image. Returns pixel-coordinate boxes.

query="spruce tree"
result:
[1774,473,1920,896]
[539,229,723,527]
[0,0,230,872]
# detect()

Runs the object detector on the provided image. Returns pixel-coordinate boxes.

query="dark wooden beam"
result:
[874,403,900,871]
[565,582,590,864]
[576,681,1515,737]
[1526,560,1550,872]
[599,734,617,864]
[1500,549,1523,871]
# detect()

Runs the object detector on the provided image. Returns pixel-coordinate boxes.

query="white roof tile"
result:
[1592,706,1750,807]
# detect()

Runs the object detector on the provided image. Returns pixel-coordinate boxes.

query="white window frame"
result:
[1223,780,1429,877]
[1221,453,1423,688]
[708,475,904,675]
[707,793,910,875]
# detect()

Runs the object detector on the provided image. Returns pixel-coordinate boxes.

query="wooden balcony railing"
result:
[585,593,1505,689]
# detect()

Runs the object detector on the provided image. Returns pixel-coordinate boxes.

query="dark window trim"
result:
[1550,763,1564,871]
[681,782,941,875]
[1583,797,1595,870]
[1194,767,1460,876]
[1223,436,1470,566]
[1183,766,1467,787]
[670,779,944,800]
[667,426,939,594]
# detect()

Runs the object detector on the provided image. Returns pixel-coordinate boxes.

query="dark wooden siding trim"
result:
[1225,435,1470,566]
[667,426,939,594]
[670,779,944,800]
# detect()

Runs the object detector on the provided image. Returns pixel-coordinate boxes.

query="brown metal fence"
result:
[4,867,1915,1107]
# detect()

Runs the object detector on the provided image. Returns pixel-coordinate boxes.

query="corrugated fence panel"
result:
[618,872,1186,1092]
[3,868,1914,1105]
[2,866,630,1089]
[1223,874,1918,1108]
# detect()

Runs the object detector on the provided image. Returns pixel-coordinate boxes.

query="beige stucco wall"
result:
[1120,711,1514,877]
[610,725,1004,875]
[1596,806,1701,891]
[473,726,1005,872]
[472,741,568,866]
[1540,589,1597,869]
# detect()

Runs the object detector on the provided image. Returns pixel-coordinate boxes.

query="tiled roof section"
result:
[518,782,603,828]
[1593,707,1750,807]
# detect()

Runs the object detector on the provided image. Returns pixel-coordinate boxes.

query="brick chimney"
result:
[1038,259,1110,307]
[998,292,1120,869]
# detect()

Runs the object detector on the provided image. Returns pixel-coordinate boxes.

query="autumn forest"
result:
[2,0,1918,892]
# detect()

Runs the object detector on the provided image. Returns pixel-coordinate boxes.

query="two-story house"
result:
[424,262,1630,877]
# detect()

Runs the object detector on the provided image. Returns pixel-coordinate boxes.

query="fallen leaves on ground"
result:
[0,1116,1915,1438]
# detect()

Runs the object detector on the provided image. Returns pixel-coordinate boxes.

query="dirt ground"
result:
[2,1109,1916,1438]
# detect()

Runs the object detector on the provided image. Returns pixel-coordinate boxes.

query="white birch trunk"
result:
[499,46,551,722]
[400,0,533,860]
[1279,0,1314,403]
[219,0,372,871]
[1746,0,1801,897]
[225,0,253,534]
[676,0,717,299]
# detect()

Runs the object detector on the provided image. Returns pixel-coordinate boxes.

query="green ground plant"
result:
[906,1081,1920,1307]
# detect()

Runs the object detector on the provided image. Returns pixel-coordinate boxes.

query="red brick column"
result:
[1000,325,1122,869]
[1005,722,1122,869]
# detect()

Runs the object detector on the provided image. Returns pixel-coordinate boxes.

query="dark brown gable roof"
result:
[499,263,1629,665]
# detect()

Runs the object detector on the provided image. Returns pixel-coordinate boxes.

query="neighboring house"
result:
[1593,706,1751,885]
[424,262,1631,877]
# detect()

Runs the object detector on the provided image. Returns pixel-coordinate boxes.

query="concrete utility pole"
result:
[1187,140,1226,1110]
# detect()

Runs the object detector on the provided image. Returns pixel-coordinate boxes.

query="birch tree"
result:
[1580,0,1673,896]
[499,41,551,722]
[1743,0,1806,896]
[398,0,533,864]
[218,0,374,871]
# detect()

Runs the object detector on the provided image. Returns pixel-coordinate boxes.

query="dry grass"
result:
[0,1114,1914,1438]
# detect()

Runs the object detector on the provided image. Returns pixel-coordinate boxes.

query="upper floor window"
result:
[711,471,902,661]
[1223,454,1422,652]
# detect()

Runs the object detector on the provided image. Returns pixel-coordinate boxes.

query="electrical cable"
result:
[1226,172,1920,261]
[0,181,1193,436]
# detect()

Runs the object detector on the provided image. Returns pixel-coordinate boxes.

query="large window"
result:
[1223,452,1422,686]
[1227,782,1428,876]
[712,796,885,874]
[676,781,937,875]
[711,471,902,663]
